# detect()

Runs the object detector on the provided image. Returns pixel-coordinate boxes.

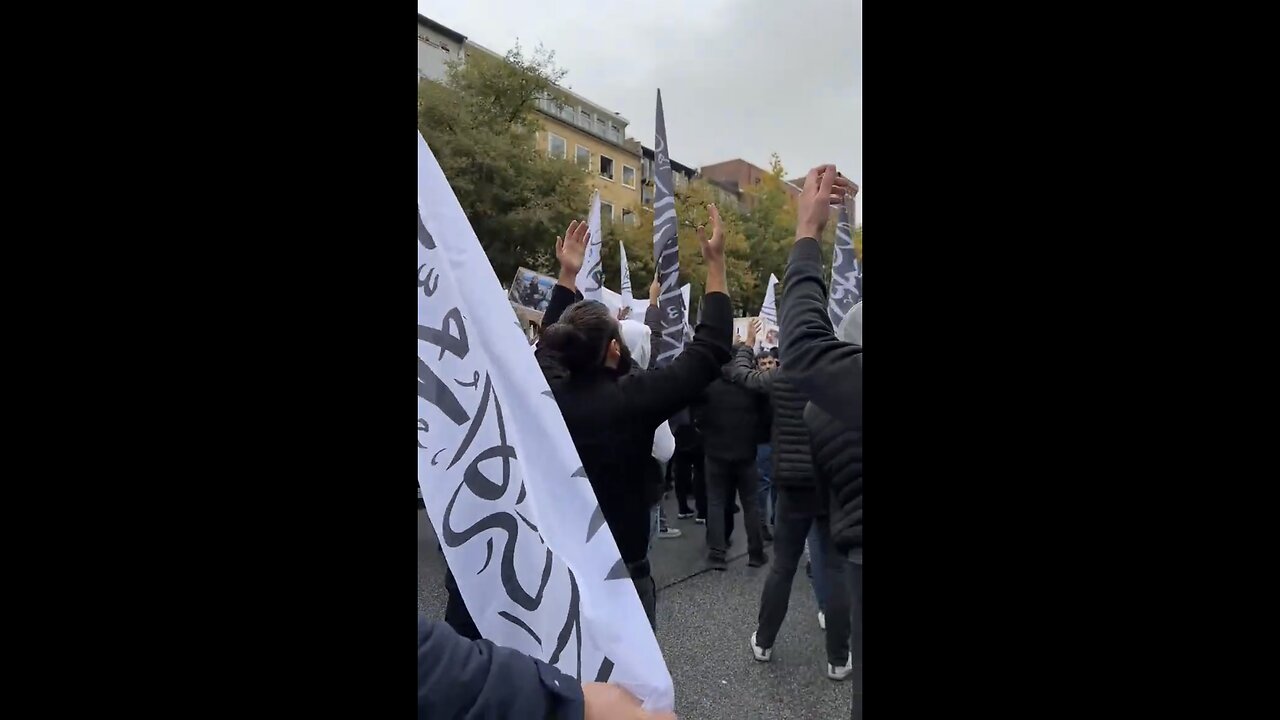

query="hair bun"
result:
[539,323,595,372]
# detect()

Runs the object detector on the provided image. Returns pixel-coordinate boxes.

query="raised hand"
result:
[796,165,856,240]
[649,276,660,306]
[747,317,762,347]
[556,219,590,288]
[696,203,725,264]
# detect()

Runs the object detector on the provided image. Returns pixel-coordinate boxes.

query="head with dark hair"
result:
[538,300,633,375]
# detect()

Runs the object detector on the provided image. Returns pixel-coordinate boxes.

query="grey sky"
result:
[418,0,863,223]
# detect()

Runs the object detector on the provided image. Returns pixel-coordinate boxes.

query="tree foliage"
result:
[417,44,590,282]
[609,180,756,315]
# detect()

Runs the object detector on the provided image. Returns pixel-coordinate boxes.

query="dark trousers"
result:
[848,550,863,719]
[673,442,705,517]
[633,574,656,630]
[756,492,850,666]
[443,568,481,641]
[705,456,763,559]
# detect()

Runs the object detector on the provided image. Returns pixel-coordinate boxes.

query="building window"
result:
[579,109,591,129]
[601,201,615,222]
[622,165,636,189]
[608,123,621,143]
[622,208,636,227]
[548,133,566,160]
[599,155,615,181]
[575,145,591,170]
[595,116,607,137]
[642,185,654,205]
[642,158,652,181]
[561,103,575,122]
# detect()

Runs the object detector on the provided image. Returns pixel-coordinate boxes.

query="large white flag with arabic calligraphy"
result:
[417,132,674,711]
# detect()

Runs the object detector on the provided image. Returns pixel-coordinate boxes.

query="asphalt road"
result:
[419,500,855,720]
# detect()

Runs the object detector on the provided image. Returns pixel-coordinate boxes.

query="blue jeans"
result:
[808,523,829,611]
[755,444,775,525]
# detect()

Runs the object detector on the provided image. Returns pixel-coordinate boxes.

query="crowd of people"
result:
[420,165,863,719]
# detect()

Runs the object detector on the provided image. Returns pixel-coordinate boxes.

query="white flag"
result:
[417,133,674,711]
[577,190,605,301]
[620,241,633,302]
[758,274,780,352]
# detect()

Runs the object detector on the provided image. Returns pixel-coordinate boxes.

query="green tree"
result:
[611,180,755,315]
[417,44,590,282]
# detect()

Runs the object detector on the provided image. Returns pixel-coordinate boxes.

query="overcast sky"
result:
[418,0,863,222]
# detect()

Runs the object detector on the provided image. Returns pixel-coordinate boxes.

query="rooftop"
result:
[416,14,466,44]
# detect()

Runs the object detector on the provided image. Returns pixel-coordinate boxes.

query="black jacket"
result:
[692,356,766,462]
[537,284,733,565]
[725,348,820,514]
[419,614,584,719]
[781,237,863,553]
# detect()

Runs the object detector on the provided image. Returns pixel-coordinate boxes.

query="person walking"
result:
[691,339,770,570]
[781,165,862,717]
[535,211,733,628]
[726,318,852,681]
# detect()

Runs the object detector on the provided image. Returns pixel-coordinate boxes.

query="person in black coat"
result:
[419,615,675,719]
[781,165,861,718]
[691,345,769,569]
[535,211,733,629]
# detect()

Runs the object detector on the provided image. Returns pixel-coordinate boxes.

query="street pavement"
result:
[418,500,855,720]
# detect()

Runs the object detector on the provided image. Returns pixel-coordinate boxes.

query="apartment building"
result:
[699,158,800,211]
[528,84,643,226]
[639,145,697,208]
[416,15,467,82]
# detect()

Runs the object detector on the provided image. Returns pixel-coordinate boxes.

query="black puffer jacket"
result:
[536,285,733,565]
[692,363,766,462]
[724,346,820,513]
[780,237,863,554]
[806,401,861,552]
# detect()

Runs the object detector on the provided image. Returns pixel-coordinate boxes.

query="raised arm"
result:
[726,343,777,394]
[644,278,662,370]
[780,166,861,428]
[618,205,733,426]
[542,220,589,327]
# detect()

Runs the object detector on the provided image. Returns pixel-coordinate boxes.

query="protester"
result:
[535,210,733,628]
[726,317,852,680]
[780,165,862,717]
[691,336,770,570]
[753,350,778,539]
[420,615,677,720]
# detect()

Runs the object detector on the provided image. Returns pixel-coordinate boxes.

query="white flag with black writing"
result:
[417,132,674,711]
[619,241,633,302]
[577,190,605,301]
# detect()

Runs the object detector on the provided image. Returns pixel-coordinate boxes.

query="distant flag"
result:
[828,197,861,327]
[619,241,633,302]
[577,190,605,301]
[417,131,674,710]
[651,90,685,366]
[760,273,779,326]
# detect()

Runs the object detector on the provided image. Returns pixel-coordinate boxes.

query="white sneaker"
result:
[818,611,826,630]
[827,653,853,681]
[750,632,772,662]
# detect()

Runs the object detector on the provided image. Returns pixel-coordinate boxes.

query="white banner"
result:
[577,190,605,301]
[417,132,674,711]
